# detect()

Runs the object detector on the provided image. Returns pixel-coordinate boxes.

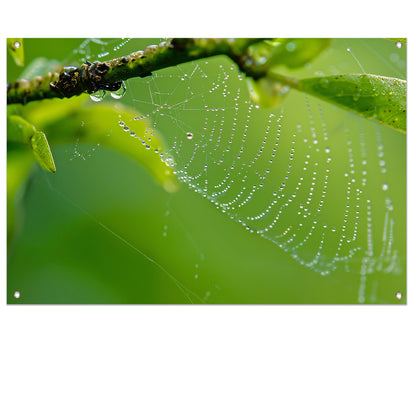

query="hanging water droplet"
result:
[90,90,106,102]
[110,81,127,99]
[186,132,193,140]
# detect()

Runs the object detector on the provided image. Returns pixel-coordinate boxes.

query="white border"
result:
[2,2,415,415]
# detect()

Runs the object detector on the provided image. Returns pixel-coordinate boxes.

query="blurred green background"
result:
[7,38,406,304]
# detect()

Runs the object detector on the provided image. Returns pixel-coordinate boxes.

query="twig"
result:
[7,38,269,105]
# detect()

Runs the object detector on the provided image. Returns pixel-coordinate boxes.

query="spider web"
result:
[49,38,407,302]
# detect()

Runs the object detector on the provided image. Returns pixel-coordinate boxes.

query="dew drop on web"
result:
[164,156,175,167]
[105,42,405,302]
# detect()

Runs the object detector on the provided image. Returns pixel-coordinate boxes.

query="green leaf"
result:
[245,39,332,109]
[7,115,36,144]
[269,38,331,69]
[7,115,56,172]
[30,131,56,173]
[19,95,179,192]
[295,74,406,132]
[7,38,24,66]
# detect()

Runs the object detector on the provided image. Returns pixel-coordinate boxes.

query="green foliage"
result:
[7,38,407,304]
[7,114,56,172]
[7,115,36,144]
[295,74,406,132]
[19,95,178,192]
[247,39,406,133]
[30,131,56,173]
[268,38,332,69]
[246,38,331,109]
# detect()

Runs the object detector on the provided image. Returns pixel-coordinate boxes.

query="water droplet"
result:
[396,291,402,300]
[395,41,403,49]
[286,42,297,52]
[165,156,175,167]
[90,90,106,102]
[14,290,20,299]
[186,132,193,140]
[382,184,388,191]
[14,40,21,49]
[324,147,331,153]
[110,81,127,99]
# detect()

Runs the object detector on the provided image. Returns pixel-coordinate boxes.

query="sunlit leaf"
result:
[294,74,406,132]
[269,38,331,69]
[7,38,24,66]
[30,131,56,173]
[19,95,179,192]
[7,115,36,144]
[7,114,56,172]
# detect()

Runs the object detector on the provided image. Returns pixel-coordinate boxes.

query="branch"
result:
[7,38,269,105]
